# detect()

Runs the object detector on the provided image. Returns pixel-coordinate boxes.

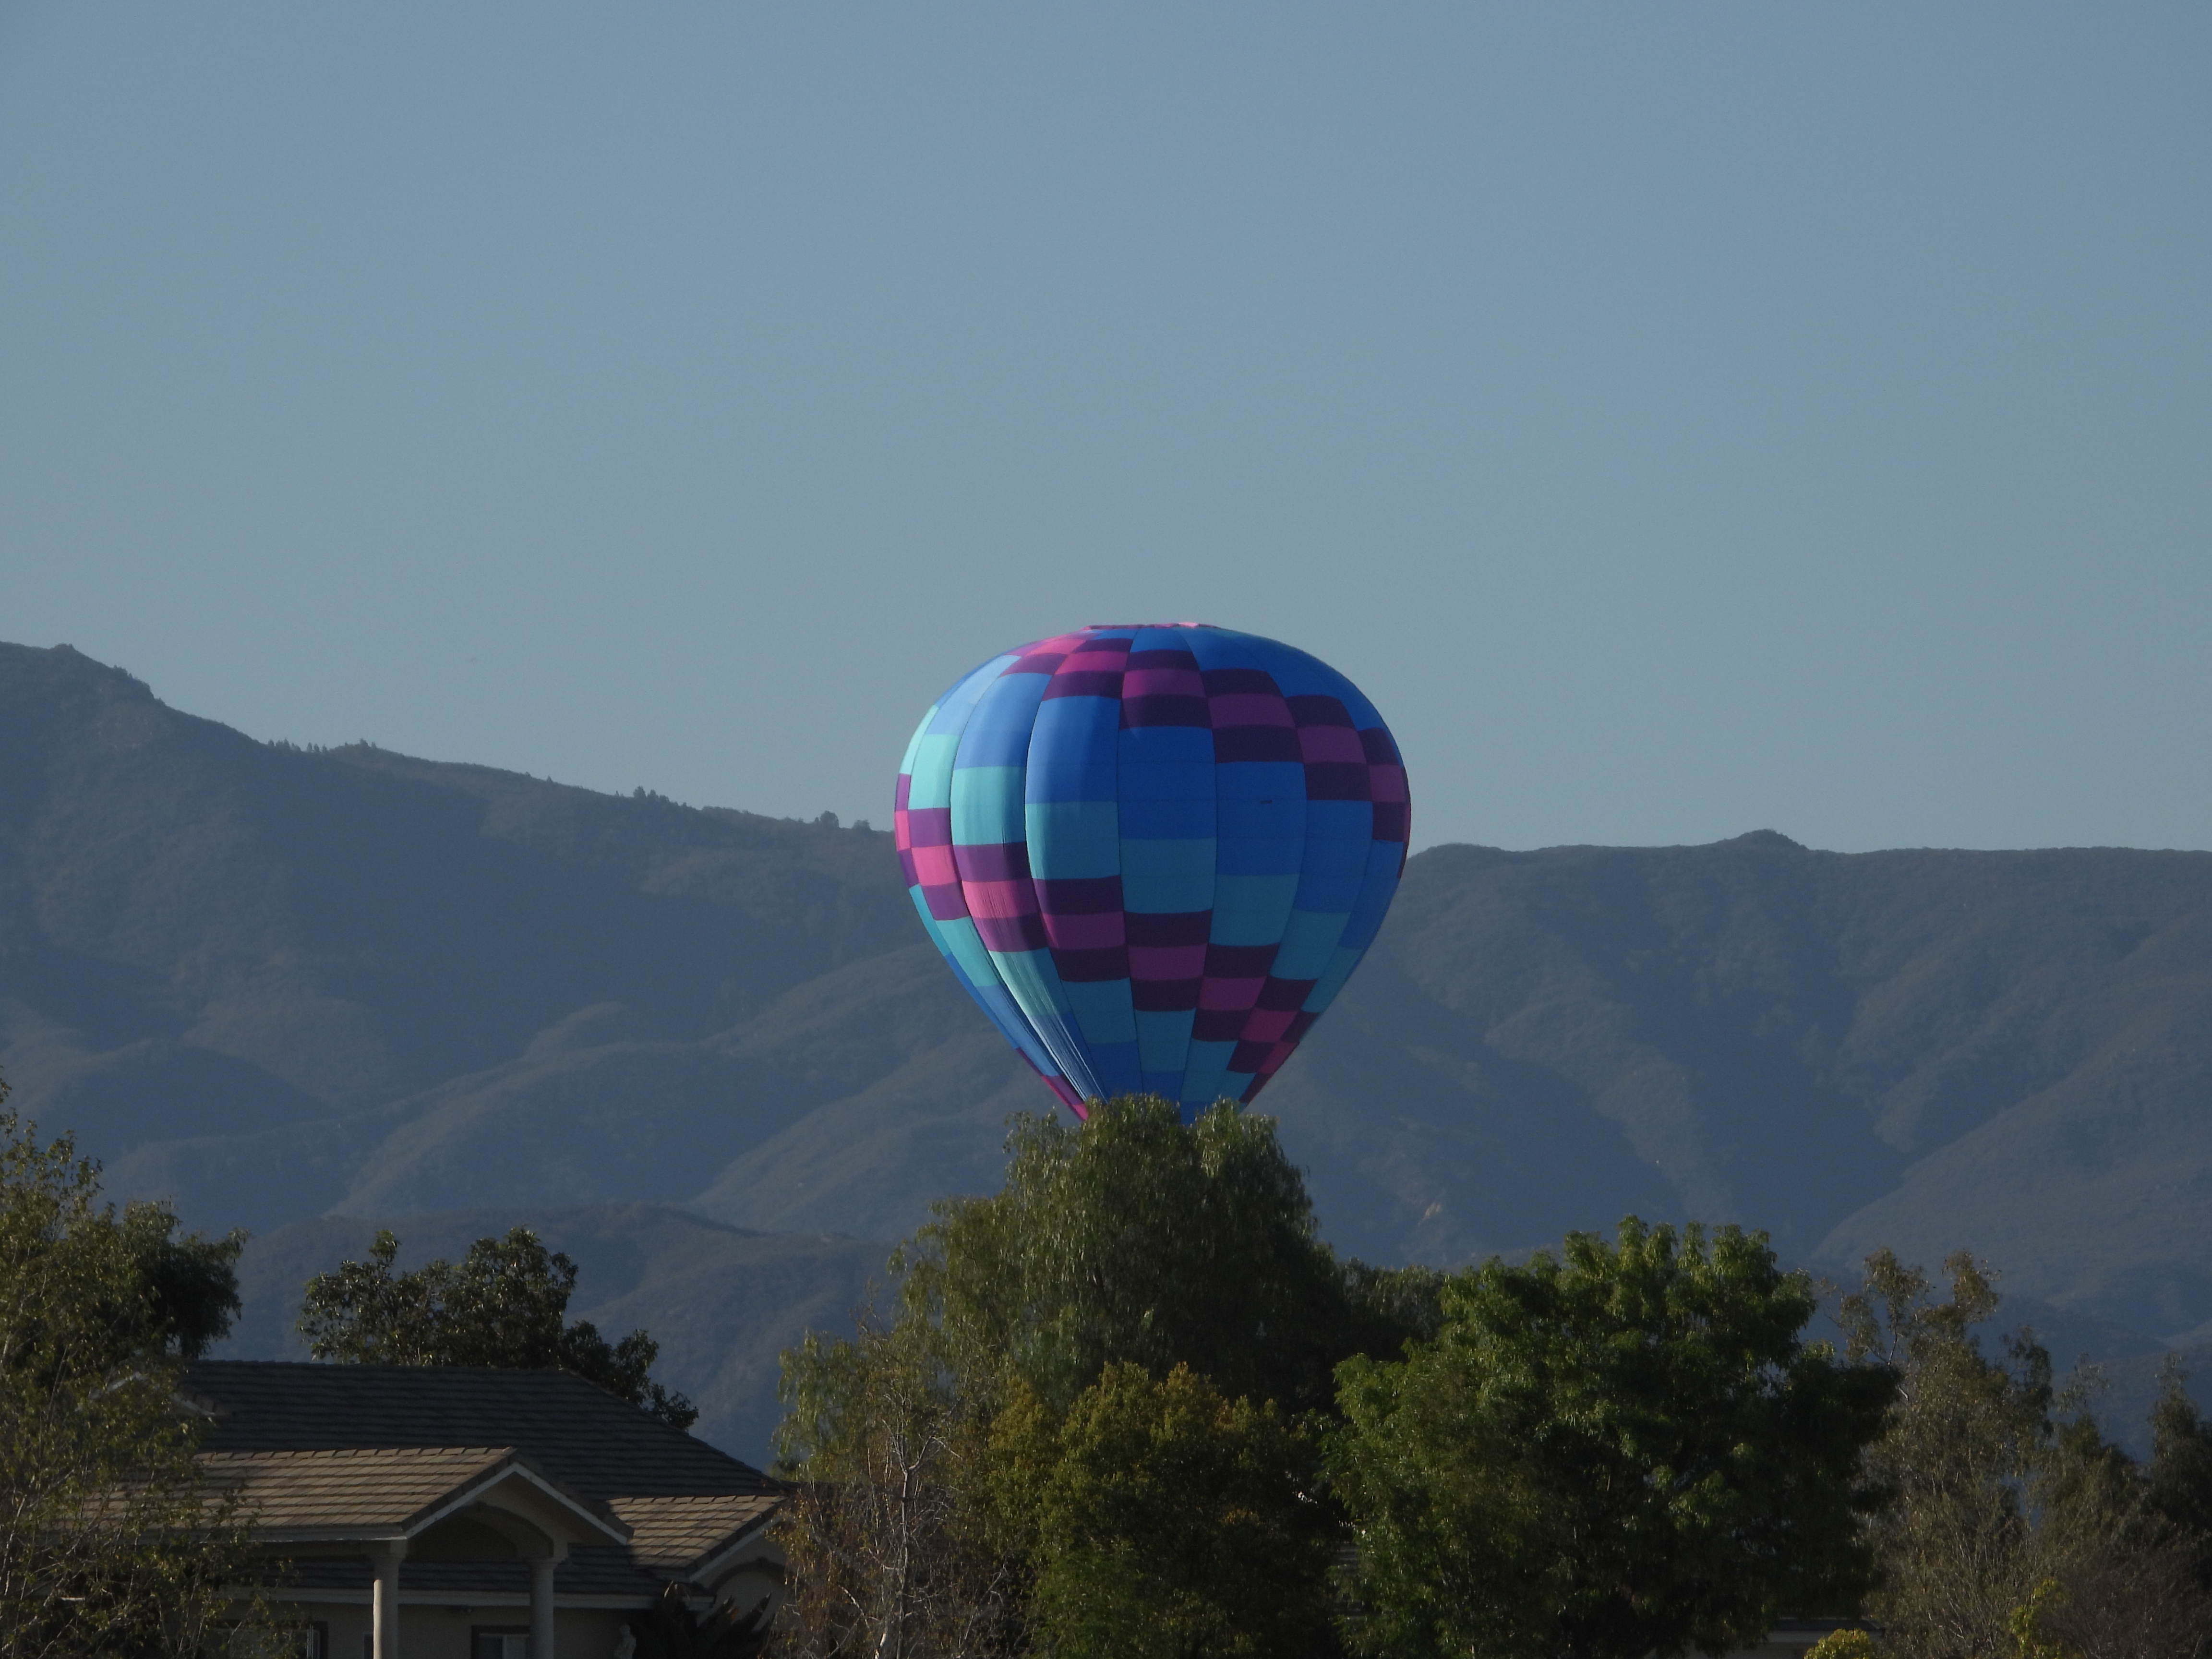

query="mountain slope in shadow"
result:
[4,640,2212,1353]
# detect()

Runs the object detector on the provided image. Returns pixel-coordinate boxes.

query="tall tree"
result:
[299,1226,697,1429]
[1330,1217,1896,1659]
[777,1095,1411,1657]
[0,1086,267,1658]
[1843,1250,2212,1659]
[772,1302,1018,1659]
[1839,1249,2045,1657]
[908,1094,1405,1417]
[2145,1360,2212,1592]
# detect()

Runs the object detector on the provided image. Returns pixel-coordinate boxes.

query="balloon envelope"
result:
[894,624,1409,1118]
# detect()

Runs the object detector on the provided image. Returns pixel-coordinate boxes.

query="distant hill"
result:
[1269,833,2212,1346]
[4,639,2211,1449]
[0,640,1032,1241]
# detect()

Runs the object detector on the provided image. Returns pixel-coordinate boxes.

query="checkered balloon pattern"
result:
[894,624,1409,1119]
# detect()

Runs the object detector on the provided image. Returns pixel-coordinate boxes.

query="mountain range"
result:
[3,639,2207,1459]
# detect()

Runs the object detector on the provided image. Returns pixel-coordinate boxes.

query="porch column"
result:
[370,1542,406,1659]
[530,1555,557,1659]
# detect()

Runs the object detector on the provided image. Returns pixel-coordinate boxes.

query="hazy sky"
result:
[3,4,2205,853]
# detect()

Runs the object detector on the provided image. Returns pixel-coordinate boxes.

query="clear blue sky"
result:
[3,4,2205,853]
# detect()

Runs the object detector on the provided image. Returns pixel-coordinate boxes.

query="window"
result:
[472,1630,530,1659]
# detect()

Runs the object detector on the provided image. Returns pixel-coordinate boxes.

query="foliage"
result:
[2019,1547,2210,1659]
[117,1201,247,1361]
[905,1095,1398,1418]
[0,1089,273,1658]
[2145,1358,2212,1590]
[1329,1216,1896,1659]
[627,1580,776,1659]
[771,1303,1019,1659]
[298,1225,698,1429]
[1803,1634,1878,1659]
[994,1361,1341,1659]
[2007,1579,2075,1659]
[1842,1249,2212,1659]
[774,1096,1409,1656]
[1337,1258,1447,1360]
[1841,1249,2052,1657]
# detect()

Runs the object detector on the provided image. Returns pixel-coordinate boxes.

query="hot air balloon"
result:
[893,624,1408,1119]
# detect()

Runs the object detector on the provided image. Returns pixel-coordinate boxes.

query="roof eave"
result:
[398,1451,632,1547]
[683,1503,782,1587]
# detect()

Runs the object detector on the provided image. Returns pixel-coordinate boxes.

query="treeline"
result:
[770,1095,2212,1659]
[9,1069,2212,1658]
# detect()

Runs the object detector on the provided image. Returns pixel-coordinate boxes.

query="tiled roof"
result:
[184,1363,781,1582]
[611,1495,781,1575]
[201,1446,518,1535]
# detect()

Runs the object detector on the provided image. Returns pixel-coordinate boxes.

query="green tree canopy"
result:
[907,1094,1431,1418]
[1330,1217,1897,1659]
[299,1226,697,1430]
[1,1086,264,1657]
[993,1361,1341,1659]
[776,1095,1423,1658]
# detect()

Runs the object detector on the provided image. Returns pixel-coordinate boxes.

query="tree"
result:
[1330,1217,1896,1659]
[1841,1249,2051,1657]
[909,1094,1395,1417]
[0,1088,269,1658]
[118,1198,248,1360]
[994,1361,1341,1659]
[299,1226,698,1429]
[775,1095,1418,1657]
[771,1303,1019,1659]
[1842,1250,2212,1659]
[2145,1359,2212,1591]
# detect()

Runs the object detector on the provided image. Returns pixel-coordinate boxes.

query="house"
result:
[182,1362,783,1659]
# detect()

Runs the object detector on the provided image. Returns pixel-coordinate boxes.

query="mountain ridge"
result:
[3,639,2209,1379]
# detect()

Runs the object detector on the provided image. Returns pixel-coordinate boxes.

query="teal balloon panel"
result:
[893,624,1408,1119]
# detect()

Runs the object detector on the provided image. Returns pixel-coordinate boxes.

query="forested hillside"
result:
[4,638,2211,1430]
[1272,834,2212,1346]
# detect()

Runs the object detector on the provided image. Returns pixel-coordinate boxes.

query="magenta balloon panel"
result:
[893,624,1409,1119]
